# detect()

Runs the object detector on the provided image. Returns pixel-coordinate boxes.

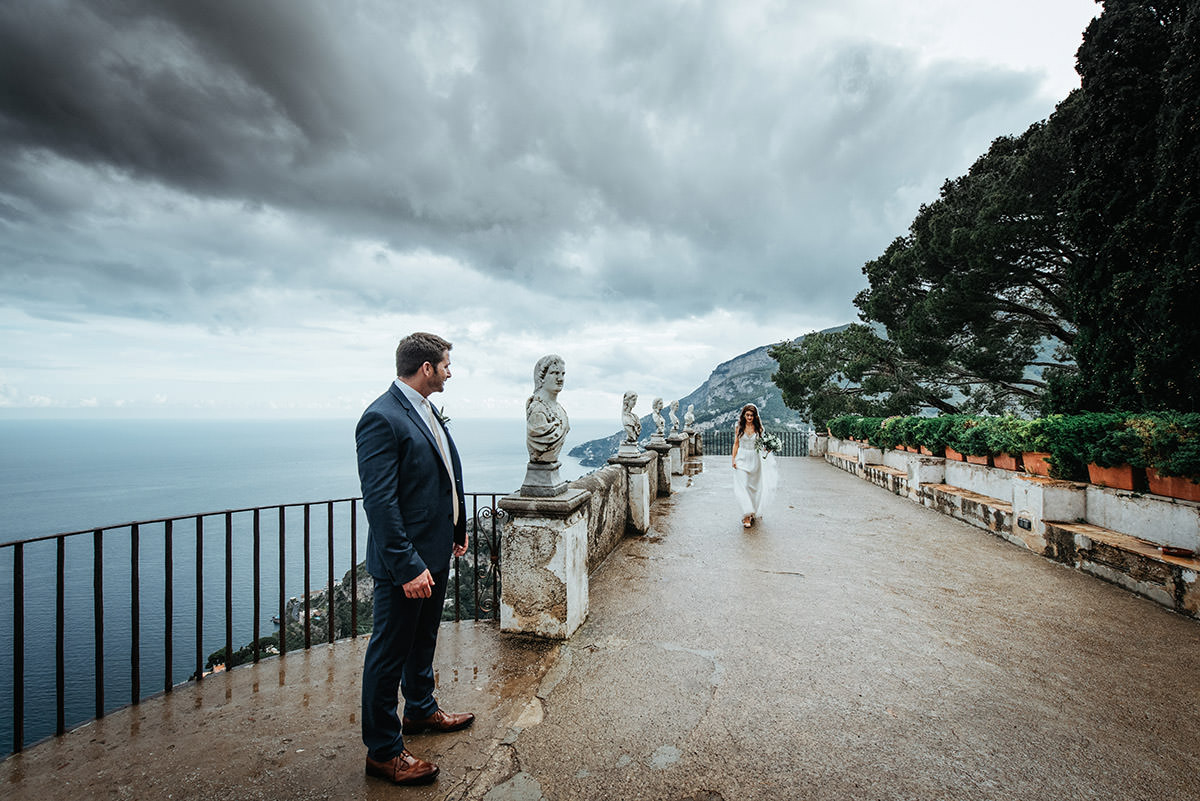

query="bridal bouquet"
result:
[755,430,782,458]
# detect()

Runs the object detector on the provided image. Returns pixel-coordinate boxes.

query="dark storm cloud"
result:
[0,0,1060,326]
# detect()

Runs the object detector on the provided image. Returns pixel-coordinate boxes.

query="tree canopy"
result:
[774,0,1200,427]
[769,323,959,430]
[1056,0,1200,411]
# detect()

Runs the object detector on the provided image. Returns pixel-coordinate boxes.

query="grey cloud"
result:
[0,0,1062,332]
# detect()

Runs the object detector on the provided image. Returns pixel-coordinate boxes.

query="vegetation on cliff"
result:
[569,339,817,467]
[208,528,501,671]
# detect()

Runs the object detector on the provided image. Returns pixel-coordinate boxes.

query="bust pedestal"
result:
[666,432,687,475]
[645,440,673,497]
[519,460,568,497]
[498,487,592,639]
[607,450,656,535]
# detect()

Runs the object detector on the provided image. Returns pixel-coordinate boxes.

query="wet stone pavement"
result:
[5,456,1200,800]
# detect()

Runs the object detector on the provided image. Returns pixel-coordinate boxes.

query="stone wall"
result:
[646,451,661,500]
[569,464,631,574]
[499,447,681,639]
[824,441,1200,621]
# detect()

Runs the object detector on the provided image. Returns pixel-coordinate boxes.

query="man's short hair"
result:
[395,332,452,378]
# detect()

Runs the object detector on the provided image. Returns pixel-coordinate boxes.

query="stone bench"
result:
[826,451,861,475]
[863,463,908,497]
[921,483,1014,535]
[1045,520,1200,618]
[822,443,1199,621]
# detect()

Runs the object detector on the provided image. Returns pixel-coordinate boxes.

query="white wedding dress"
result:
[733,432,778,518]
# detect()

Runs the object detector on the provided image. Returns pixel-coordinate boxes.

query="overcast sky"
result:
[0,0,1099,421]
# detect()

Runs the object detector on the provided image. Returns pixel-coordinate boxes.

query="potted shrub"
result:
[827,415,854,442]
[950,416,991,465]
[1023,416,1056,476]
[876,416,905,451]
[1132,412,1200,501]
[1026,413,1120,482]
[984,416,1031,471]
[890,416,921,452]
[852,416,885,446]
[1078,413,1146,490]
[916,416,955,457]
[905,416,925,452]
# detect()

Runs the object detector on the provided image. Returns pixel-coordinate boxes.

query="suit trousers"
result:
[361,568,450,761]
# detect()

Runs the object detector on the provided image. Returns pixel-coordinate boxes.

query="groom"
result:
[356,332,473,785]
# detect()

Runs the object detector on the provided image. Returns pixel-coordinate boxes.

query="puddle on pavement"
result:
[648,744,682,770]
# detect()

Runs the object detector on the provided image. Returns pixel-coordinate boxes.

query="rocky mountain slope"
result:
[569,329,843,467]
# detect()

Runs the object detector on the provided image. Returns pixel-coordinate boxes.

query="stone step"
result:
[863,463,908,498]
[1045,520,1199,617]
[922,483,1013,534]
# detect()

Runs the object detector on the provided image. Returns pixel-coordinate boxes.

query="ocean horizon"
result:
[0,416,617,540]
[0,416,618,753]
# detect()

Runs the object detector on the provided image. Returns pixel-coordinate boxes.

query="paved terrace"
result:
[5,456,1199,801]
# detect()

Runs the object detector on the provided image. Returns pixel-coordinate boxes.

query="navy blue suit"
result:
[356,382,466,761]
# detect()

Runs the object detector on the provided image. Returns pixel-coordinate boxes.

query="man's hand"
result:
[403,569,435,599]
[453,533,470,559]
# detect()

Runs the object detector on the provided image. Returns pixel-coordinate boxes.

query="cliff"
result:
[569,327,847,467]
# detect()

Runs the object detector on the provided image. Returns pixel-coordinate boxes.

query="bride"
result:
[730,403,777,528]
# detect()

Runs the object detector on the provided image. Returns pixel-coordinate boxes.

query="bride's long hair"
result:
[735,403,763,438]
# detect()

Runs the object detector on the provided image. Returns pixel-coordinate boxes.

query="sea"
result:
[0,417,618,754]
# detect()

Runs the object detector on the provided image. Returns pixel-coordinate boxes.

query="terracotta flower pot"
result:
[965,453,990,466]
[944,446,965,461]
[1022,451,1052,476]
[992,452,1020,471]
[919,446,938,456]
[1146,468,1200,502]
[1086,463,1142,491]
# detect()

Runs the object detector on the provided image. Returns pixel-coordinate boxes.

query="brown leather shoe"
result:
[402,708,475,735]
[365,750,439,785]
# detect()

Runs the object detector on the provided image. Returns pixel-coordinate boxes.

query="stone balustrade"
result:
[499,435,688,639]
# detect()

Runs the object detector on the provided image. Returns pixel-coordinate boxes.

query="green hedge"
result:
[826,412,1200,483]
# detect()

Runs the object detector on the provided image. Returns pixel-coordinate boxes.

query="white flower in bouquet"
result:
[755,430,782,458]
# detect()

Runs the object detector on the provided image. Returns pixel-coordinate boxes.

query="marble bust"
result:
[651,397,665,438]
[526,354,569,463]
[622,391,641,445]
[684,404,695,430]
[669,399,681,433]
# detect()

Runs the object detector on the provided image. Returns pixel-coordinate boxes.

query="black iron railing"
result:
[702,429,810,456]
[0,493,506,758]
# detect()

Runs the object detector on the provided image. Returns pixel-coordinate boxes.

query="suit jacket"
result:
[356,382,467,586]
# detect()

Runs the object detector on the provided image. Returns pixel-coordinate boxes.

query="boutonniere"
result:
[434,405,451,427]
